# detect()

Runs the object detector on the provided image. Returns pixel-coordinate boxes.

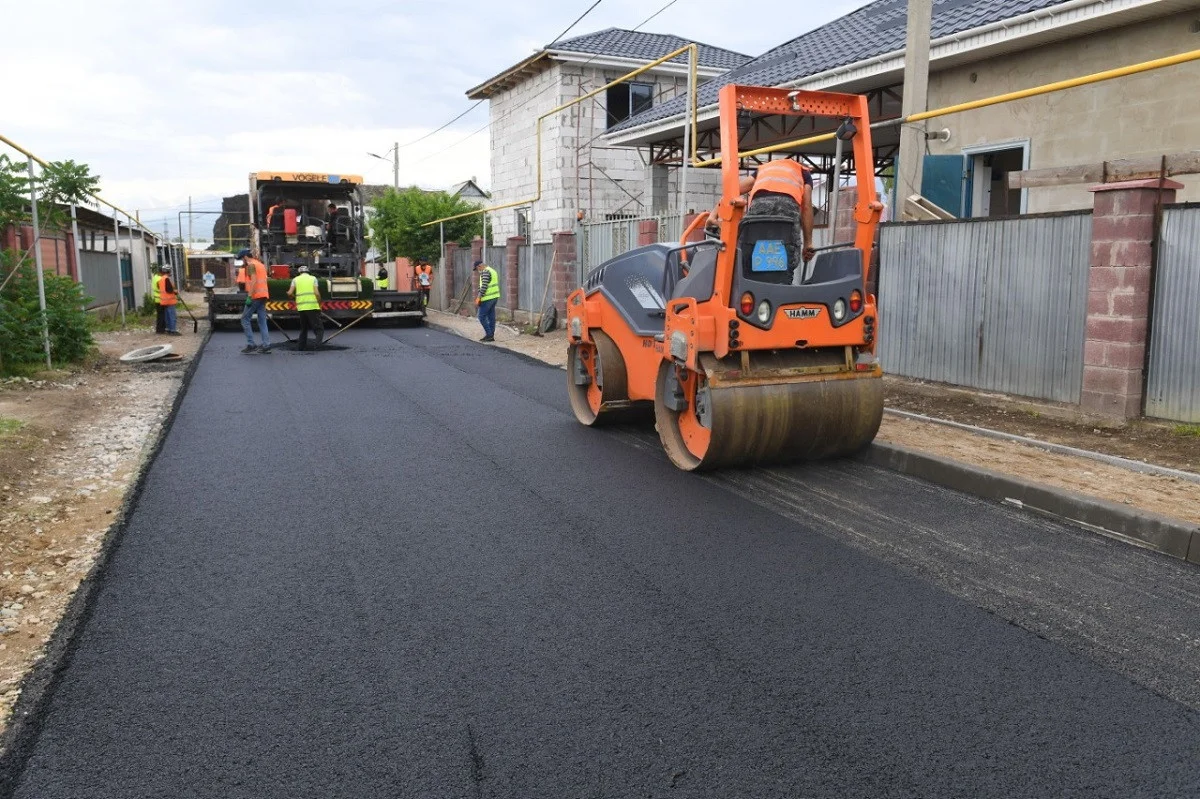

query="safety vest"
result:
[376,273,389,290]
[748,160,811,206]
[416,265,432,287]
[244,258,270,300]
[293,273,320,311]
[157,275,177,306]
[150,273,161,304]
[479,266,500,302]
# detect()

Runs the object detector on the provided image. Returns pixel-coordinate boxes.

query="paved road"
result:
[7,327,1200,798]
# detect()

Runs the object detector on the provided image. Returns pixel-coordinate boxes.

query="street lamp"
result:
[368,142,399,189]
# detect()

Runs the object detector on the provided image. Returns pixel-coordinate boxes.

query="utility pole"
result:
[896,0,933,216]
[393,142,399,189]
[26,158,52,369]
[187,195,193,254]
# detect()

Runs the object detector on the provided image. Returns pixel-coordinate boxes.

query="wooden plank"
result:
[1010,152,1200,189]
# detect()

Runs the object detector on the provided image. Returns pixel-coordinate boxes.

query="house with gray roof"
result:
[466,28,750,242]
[606,0,1200,217]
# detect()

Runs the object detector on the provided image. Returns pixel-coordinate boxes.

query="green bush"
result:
[0,250,94,373]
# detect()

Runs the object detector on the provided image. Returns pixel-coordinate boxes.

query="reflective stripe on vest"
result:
[749,161,810,206]
[376,278,389,290]
[417,266,431,286]
[293,273,319,311]
[157,275,177,306]
[479,266,500,302]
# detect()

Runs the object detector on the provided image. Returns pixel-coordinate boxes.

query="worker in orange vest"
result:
[414,259,433,306]
[706,162,816,263]
[236,248,272,354]
[157,265,181,336]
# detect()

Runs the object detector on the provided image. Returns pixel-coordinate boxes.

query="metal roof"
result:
[548,28,750,70]
[607,0,1078,134]
[467,28,750,99]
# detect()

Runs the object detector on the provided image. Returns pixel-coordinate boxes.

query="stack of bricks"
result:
[637,219,658,246]
[1082,178,1181,419]
[551,231,578,320]
[504,236,524,312]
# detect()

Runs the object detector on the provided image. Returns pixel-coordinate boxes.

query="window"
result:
[606,82,654,128]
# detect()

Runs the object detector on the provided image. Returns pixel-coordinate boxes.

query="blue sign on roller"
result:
[751,240,788,272]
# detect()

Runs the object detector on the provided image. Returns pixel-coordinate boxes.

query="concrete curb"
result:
[861,442,1200,565]
[0,330,212,793]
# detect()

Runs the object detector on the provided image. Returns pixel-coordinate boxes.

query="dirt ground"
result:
[0,295,207,735]
[428,309,1200,526]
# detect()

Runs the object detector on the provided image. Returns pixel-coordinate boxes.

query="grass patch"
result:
[0,417,23,436]
[1173,423,1200,438]
[88,315,154,333]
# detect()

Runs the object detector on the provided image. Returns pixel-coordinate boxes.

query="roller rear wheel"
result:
[567,331,635,426]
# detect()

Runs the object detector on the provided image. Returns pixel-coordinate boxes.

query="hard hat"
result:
[297,265,310,273]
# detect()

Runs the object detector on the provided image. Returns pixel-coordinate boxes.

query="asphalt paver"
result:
[8,327,1200,798]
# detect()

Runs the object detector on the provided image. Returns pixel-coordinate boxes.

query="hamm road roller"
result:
[565,84,884,471]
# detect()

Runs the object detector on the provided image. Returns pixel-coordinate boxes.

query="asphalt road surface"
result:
[7,326,1200,798]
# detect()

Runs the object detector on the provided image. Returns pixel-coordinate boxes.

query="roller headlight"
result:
[756,300,771,324]
[833,299,846,321]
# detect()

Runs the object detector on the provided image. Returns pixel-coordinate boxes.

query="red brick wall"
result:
[504,236,524,312]
[1081,178,1181,418]
[637,219,658,246]
[551,231,577,321]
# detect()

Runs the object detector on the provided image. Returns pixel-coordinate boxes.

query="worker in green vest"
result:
[286,265,324,351]
[473,259,500,342]
[150,266,165,334]
[376,264,389,291]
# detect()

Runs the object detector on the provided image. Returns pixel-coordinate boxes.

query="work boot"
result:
[241,344,257,353]
[482,336,495,343]
[258,346,272,354]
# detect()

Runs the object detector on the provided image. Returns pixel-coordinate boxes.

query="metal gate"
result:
[1145,206,1200,422]
[879,212,1092,403]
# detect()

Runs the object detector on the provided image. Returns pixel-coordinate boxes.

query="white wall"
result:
[926,10,1200,212]
[486,59,720,242]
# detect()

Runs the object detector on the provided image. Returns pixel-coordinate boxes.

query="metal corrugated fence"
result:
[453,249,473,303]
[1146,206,1200,423]
[517,243,553,313]
[879,212,1092,403]
[79,251,121,308]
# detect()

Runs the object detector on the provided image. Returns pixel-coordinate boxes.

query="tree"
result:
[368,188,483,264]
[0,155,101,373]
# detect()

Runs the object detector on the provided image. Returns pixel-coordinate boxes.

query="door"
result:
[920,155,965,217]
[963,145,1027,218]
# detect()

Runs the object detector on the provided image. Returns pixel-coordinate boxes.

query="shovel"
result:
[176,295,200,334]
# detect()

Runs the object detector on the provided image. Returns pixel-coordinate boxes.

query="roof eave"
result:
[466,51,550,99]
[545,48,732,76]
[604,0,1175,146]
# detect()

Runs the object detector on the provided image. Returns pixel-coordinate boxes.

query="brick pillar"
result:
[471,236,484,264]
[1,223,16,251]
[834,186,858,244]
[683,213,706,243]
[443,241,458,308]
[551,231,578,321]
[504,235,524,315]
[1082,177,1181,419]
[637,218,659,246]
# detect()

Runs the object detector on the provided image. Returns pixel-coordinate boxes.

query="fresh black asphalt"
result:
[7,326,1200,798]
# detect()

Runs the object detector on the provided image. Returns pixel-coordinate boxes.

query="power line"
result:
[546,0,603,46]
[384,0,607,155]
[419,0,687,161]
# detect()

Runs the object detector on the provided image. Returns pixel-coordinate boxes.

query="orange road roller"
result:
[566,84,884,471]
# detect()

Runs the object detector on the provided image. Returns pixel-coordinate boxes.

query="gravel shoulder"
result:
[427,309,1200,526]
[0,305,207,736]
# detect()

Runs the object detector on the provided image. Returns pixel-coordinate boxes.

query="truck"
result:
[208,171,425,329]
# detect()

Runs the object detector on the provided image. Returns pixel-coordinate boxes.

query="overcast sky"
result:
[3,0,864,237]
